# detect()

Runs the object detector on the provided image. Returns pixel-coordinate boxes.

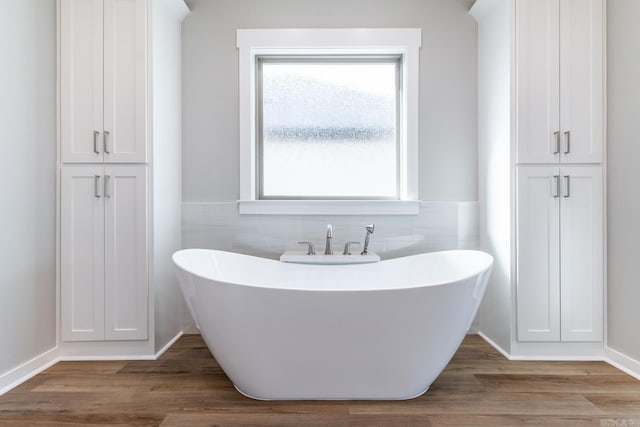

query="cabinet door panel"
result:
[516,167,561,341]
[61,0,104,163]
[61,167,105,341]
[516,0,560,164]
[559,0,603,163]
[104,166,148,340]
[103,0,147,163]
[560,167,603,341]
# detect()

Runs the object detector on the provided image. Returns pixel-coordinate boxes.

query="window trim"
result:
[236,28,421,215]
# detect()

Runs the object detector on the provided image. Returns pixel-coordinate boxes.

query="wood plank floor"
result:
[1,334,639,426]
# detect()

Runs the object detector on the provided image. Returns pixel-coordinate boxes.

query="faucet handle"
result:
[298,241,316,255]
[343,241,360,255]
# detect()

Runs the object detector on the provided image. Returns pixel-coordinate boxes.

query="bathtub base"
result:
[173,249,493,405]
[233,384,431,401]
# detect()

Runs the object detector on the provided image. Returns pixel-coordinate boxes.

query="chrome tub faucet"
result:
[324,224,333,255]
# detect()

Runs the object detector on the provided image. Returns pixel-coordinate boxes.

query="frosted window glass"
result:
[259,60,398,199]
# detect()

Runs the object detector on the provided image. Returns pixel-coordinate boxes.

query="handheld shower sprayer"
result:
[361,224,375,255]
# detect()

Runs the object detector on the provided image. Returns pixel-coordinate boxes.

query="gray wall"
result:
[607,0,640,361]
[182,0,478,203]
[0,1,57,375]
[152,0,187,354]
[179,0,479,332]
[474,0,513,354]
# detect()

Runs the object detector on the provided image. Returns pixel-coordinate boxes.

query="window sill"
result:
[237,200,420,215]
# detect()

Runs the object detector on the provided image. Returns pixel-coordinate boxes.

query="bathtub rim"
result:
[173,248,494,293]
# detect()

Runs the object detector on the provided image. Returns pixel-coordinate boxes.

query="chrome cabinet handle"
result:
[298,241,315,255]
[343,241,360,255]
[104,175,111,198]
[553,175,560,198]
[94,175,101,198]
[93,131,100,154]
[564,131,570,154]
[103,130,110,154]
[553,131,560,155]
[564,175,570,198]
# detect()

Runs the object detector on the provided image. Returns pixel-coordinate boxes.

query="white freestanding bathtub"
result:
[172,249,493,400]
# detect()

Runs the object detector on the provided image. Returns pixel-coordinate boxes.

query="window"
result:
[237,29,421,214]
[258,56,400,199]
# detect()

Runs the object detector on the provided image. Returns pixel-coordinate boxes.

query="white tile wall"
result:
[182,202,478,259]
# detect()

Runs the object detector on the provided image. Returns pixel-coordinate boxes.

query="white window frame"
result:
[237,28,421,215]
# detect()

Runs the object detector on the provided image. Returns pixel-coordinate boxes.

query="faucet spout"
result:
[324,224,333,255]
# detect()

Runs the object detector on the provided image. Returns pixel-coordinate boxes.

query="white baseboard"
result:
[1,330,190,396]
[155,331,183,359]
[0,346,60,396]
[477,331,605,361]
[60,331,186,361]
[604,346,640,381]
[59,335,158,360]
[60,355,157,361]
[477,331,512,360]
[478,332,640,381]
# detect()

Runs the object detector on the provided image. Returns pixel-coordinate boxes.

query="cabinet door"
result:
[559,0,603,164]
[61,167,105,341]
[516,167,561,341]
[104,166,148,340]
[60,0,104,163]
[515,0,561,164]
[560,167,603,341]
[103,0,147,163]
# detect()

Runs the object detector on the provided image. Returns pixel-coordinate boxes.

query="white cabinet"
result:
[515,167,561,341]
[516,0,603,164]
[60,0,149,344]
[472,0,605,357]
[61,166,148,341]
[58,0,188,356]
[60,167,105,341]
[559,167,603,341]
[60,0,147,163]
[516,166,603,342]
